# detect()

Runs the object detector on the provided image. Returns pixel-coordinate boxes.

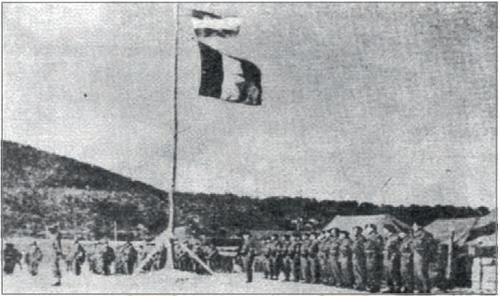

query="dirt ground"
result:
[3,261,359,294]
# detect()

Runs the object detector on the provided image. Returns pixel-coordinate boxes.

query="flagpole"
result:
[166,2,180,270]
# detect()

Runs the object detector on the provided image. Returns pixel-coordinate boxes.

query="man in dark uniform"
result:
[122,240,138,274]
[352,226,367,291]
[269,234,279,280]
[101,240,116,275]
[49,225,63,286]
[300,232,310,283]
[338,231,354,288]
[281,234,292,281]
[25,241,43,276]
[290,233,302,282]
[261,237,271,279]
[307,232,320,284]
[412,223,435,293]
[399,231,414,293]
[382,224,402,293]
[3,243,22,275]
[70,238,86,276]
[318,230,331,285]
[328,228,342,286]
[238,232,256,283]
[364,224,383,292]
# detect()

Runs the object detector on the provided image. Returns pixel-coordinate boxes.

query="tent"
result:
[322,214,410,233]
[425,217,479,246]
[467,234,496,248]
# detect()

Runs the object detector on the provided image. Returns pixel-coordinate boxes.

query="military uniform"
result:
[238,238,256,283]
[281,239,293,281]
[399,235,414,292]
[307,237,320,283]
[290,238,302,282]
[3,244,22,275]
[318,236,331,284]
[269,239,280,279]
[70,241,86,276]
[50,231,63,285]
[413,229,435,293]
[384,233,402,292]
[328,236,342,286]
[300,237,310,282]
[352,233,367,290]
[25,243,43,276]
[364,232,383,292]
[261,240,272,279]
[101,243,116,275]
[339,237,354,287]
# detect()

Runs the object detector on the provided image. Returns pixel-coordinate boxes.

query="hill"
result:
[1,140,490,239]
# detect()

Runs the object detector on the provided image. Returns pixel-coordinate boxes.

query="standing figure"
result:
[48,225,63,286]
[261,237,271,279]
[412,223,436,293]
[238,232,256,283]
[290,233,302,282]
[352,226,367,291]
[3,243,22,275]
[307,232,320,284]
[318,230,331,285]
[382,225,402,293]
[399,231,414,293]
[101,240,116,275]
[70,238,86,276]
[269,234,279,280]
[123,240,138,274]
[328,228,342,286]
[25,241,43,276]
[338,231,354,288]
[364,224,383,292]
[281,234,292,281]
[299,232,310,282]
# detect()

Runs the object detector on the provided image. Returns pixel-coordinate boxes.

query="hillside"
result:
[1,140,490,239]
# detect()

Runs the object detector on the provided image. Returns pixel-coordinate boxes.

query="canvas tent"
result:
[425,217,479,246]
[322,214,410,233]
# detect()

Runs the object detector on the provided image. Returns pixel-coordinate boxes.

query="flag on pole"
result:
[192,10,241,38]
[198,42,262,106]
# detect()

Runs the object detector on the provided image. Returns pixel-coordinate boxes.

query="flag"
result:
[198,42,262,106]
[192,10,241,38]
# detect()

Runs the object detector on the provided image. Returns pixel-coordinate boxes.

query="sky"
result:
[3,3,497,208]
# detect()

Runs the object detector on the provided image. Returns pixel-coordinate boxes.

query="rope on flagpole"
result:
[165,2,180,270]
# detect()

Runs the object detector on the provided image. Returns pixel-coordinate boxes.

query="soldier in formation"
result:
[69,238,86,276]
[255,222,439,293]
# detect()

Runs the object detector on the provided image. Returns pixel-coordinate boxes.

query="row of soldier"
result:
[258,223,441,293]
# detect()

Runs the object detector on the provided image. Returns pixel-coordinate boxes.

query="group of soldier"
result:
[257,223,440,293]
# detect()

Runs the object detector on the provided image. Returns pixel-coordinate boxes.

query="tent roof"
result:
[322,214,410,233]
[467,234,497,247]
[425,217,479,245]
[475,210,496,229]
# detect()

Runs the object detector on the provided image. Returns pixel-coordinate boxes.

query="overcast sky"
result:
[3,3,496,208]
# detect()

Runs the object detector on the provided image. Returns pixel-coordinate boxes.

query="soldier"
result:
[328,228,342,286]
[3,243,22,275]
[25,241,43,276]
[280,234,292,281]
[101,240,116,275]
[412,223,435,293]
[399,231,414,293]
[122,240,138,274]
[318,230,331,285]
[237,232,256,283]
[269,234,280,280]
[364,224,383,292]
[48,225,63,286]
[299,232,310,283]
[70,238,86,276]
[382,224,402,293]
[307,232,320,284]
[290,233,302,282]
[352,226,367,291]
[205,242,219,272]
[430,244,449,293]
[338,231,354,288]
[261,237,271,279]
